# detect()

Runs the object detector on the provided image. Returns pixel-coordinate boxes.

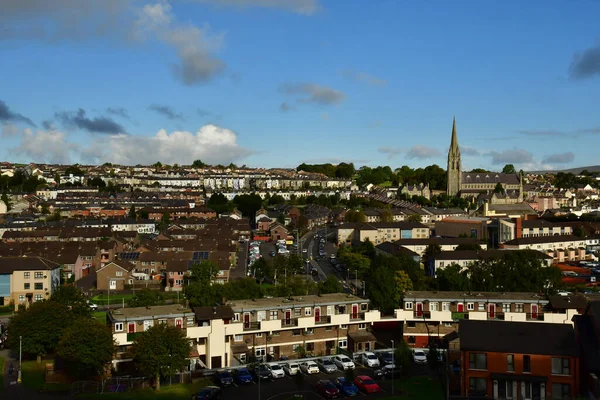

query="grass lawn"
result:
[92,311,107,322]
[21,360,71,392]
[380,376,444,399]
[379,181,394,187]
[77,379,211,400]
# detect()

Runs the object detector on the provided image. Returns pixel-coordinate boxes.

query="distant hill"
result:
[528,165,600,174]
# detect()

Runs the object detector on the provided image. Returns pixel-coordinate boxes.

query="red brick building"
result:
[460,320,579,399]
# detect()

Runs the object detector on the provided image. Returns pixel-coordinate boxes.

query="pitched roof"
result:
[459,320,578,357]
[0,256,61,273]
[194,305,234,321]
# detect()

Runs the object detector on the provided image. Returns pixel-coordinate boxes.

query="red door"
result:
[416,303,423,317]
[314,307,320,323]
[457,303,464,312]
[285,310,291,325]
[176,319,183,329]
[531,304,538,319]
[488,304,495,319]
[352,304,358,319]
[244,313,250,329]
[128,323,135,333]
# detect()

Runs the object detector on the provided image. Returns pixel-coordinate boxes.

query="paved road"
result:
[231,240,249,280]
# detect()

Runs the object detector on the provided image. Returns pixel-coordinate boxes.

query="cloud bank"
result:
[280,83,345,105]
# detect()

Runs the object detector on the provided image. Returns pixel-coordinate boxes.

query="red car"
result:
[354,375,381,394]
[316,380,340,399]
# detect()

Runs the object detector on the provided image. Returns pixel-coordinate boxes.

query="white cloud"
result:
[542,152,575,164]
[377,146,403,159]
[460,146,480,156]
[9,124,253,166]
[406,145,440,159]
[133,1,226,85]
[486,148,534,165]
[280,83,345,105]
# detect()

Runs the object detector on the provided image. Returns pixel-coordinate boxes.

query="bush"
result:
[0,305,13,314]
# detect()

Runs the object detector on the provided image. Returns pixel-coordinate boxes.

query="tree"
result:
[394,270,413,298]
[1,193,11,211]
[339,252,371,279]
[192,159,206,168]
[407,214,422,223]
[502,164,516,174]
[422,244,442,267]
[345,210,366,223]
[131,323,191,391]
[128,205,137,219]
[7,301,73,361]
[379,209,393,223]
[221,278,264,301]
[233,194,263,218]
[252,258,273,284]
[207,193,231,215]
[56,318,116,378]
[130,288,165,307]
[435,264,468,291]
[50,285,92,319]
[269,194,285,205]
[394,339,412,376]
[65,165,84,176]
[318,275,343,294]
[494,182,504,194]
[186,261,220,307]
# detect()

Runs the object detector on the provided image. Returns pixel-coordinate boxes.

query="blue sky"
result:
[1,0,599,171]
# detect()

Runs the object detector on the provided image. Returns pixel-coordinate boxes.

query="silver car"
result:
[317,357,338,374]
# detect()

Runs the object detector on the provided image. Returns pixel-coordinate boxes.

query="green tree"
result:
[65,165,84,176]
[138,209,149,219]
[186,261,220,307]
[494,182,504,194]
[131,323,191,391]
[56,318,116,378]
[233,193,263,218]
[394,270,413,298]
[221,278,264,301]
[7,301,73,361]
[379,209,393,222]
[252,258,273,283]
[1,193,12,211]
[50,285,92,319]
[435,264,468,291]
[422,244,442,267]
[502,164,516,174]
[192,159,206,168]
[394,339,412,377]
[345,210,366,223]
[269,194,285,205]
[407,214,422,222]
[128,205,136,219]
[130,288,165,307]
[339,252,371,279]
[207,193,231,215]
[318,275,343,294]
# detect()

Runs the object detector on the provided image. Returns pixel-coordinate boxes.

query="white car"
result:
[361,352,380,368]
[317,357,338,373]
[87,301,98,311]
[413,350,427,364]
[267,364,285,378]
[300,361,320,374]
[283,362,300,376]
[333,355,355,370]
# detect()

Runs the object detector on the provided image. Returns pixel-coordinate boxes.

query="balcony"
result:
[526,313,545,321]
[282,318,298,327]
[243,322,261,331]
[451,312,468,321]
[315,316,332,325]
[413,311,431,319]
[350,312,365,321]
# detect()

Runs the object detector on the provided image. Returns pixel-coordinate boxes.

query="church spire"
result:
[447,116,462,197]
[450,116,459,153]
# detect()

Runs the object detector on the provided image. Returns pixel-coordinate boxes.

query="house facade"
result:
[0,257,61,309]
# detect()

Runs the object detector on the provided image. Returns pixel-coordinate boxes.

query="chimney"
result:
[515,218,522,239]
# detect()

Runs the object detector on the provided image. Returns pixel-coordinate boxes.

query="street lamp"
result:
[391,339,395,396]
[18,335,22,384]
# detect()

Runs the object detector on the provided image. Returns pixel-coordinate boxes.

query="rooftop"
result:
[108,304,195,321]
[226,293,367,312]
[403,291,549,303]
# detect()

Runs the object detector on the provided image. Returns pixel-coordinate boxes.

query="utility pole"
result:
[362,281,366,297]
[391,340,395,396]
[18,335,22,384]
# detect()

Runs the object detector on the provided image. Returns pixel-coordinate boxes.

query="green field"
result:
[21,360,71,392]
[92,311,107,322]
[77,379,211,400]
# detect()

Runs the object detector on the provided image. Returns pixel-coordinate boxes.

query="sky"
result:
[1,0,600,172]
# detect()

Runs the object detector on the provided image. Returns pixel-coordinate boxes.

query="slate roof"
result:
[194,305,235,321]
[0,256,61,273]
[459,320,578,357]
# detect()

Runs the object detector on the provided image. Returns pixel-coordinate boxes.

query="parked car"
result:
[213,370,233,387]
[334,377,359,397]
[316,379,341,399]
[373,364,402,380]
[300,361,320,374]
[412,350,427,364]
[378,351,394,365]
[269,250,276,256]
[283,362,300,376]
[361,352,380,368]
[234,368,253,384]
[267,363,285,379]
[253,364,272,380]
[353,375,381,394]
[191,386,221,400]
[87,300,98,311]
[333,355,355,370]
[317,357,338,373]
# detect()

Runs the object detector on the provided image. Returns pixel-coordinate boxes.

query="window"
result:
[158,318,167,325]
[234,334,243,342]
[233,313,240,322]
[256,332,262,338]
[18,295,25,302]
[405,302,413,310]
[116,271,123,277]
[175,279,183,286]
[361,303,368,311]
[338,340,347,348]
[326,306,333,316]
[469,353,487,370]
[444,322,453,327]
[478,303,485,311]
[34,283,43,290]
[503,303,511,312]
[24,283,30,290]
[515,303,524,313]
[292,329,301,336]
[430,302,439,311]
[34,272,43,279]
[304,307,311,316]
[551,383,570,400]
[407,336,416,344]
[523,355,531,372]
[270,310,278,320]
[340,324,348,329]
[305,328,314,335]
[24,272,30,279]
[34,294,43,301]
[442,302,450,311]
[507,354,514,372]
[143,320,154,331]
[358,323,366,330]
[407,321,416,328]
[325,326,333,331]
[469,378,487,394]
[115,323,124,332]
[551,358,570,375]
[294,308,301,317]
[467,303,475,311]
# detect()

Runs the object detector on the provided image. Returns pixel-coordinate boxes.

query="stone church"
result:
[446,118,523,204]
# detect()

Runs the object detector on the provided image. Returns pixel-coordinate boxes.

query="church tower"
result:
[447,117,462,196]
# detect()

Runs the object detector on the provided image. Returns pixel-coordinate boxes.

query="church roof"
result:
[462,172,520,185]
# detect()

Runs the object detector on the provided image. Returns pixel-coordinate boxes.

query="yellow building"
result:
[0,257,62,309]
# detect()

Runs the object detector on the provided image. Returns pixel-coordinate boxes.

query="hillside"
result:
[528,165,600,174]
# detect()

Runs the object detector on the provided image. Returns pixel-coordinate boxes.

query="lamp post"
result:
[18,335,22,384]
[391,339,395,396]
